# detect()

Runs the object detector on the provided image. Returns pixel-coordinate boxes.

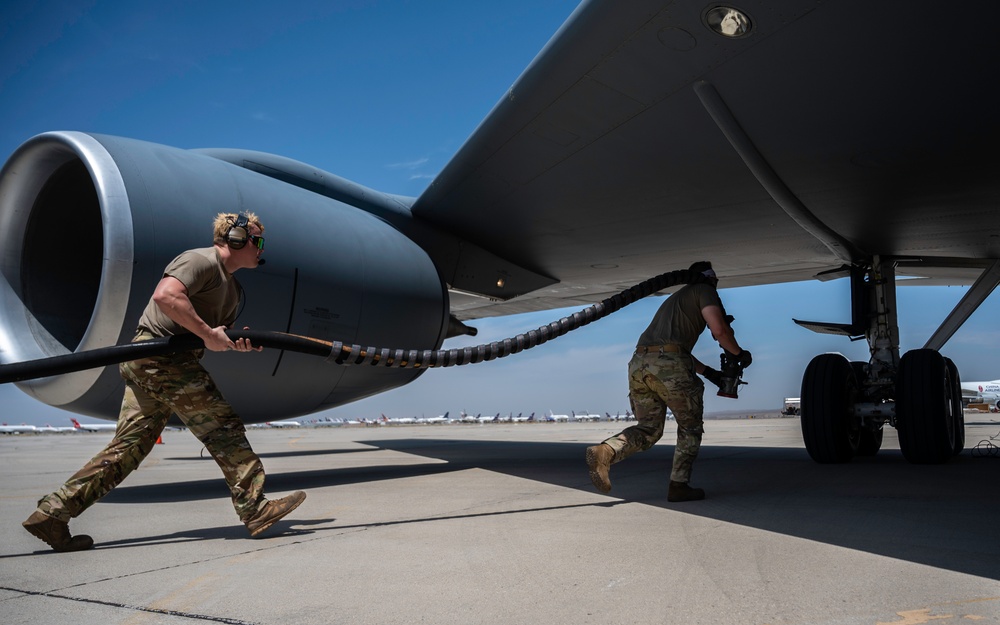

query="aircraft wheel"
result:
[849,361,882,456]
[945,358,965,456]
[856,426,883,456]
[800,353,860,463]
[896,349,954,464]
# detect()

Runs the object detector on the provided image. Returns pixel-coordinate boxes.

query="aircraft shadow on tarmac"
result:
[105,437,1000,581]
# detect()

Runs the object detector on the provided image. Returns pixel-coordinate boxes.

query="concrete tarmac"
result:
[2,417,999,625]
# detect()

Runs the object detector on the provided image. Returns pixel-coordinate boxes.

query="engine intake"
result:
[0,132,449,420]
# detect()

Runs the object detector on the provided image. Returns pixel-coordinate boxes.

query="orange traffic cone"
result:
[156,435,164,444]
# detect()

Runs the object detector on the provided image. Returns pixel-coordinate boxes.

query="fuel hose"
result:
[0,268,706,384]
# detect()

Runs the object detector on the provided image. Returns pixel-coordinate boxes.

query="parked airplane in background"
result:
[384,415,419,425]
[0,423,38,434]
[960,380,1000,410]
[36,423,78,433]
[1,2,998,465]
[2,420,116,434]
[266,421,302,428]
[572,411,602,422]
[70,418,117,432]
[422,412,450,424]
[546,412,570,422]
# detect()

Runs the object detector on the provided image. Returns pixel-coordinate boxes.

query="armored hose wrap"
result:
[326,268,703,369]
[0,268,703,383]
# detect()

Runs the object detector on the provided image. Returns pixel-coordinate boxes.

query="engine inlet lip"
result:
[0,131,134,403]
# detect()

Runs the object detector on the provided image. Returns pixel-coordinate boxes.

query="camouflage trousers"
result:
[601,352,705,483]
[36,345,266,524]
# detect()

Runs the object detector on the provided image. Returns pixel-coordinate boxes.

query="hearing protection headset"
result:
[225,213,251,249]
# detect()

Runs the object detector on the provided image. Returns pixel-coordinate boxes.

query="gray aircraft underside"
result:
[1,1,998,463]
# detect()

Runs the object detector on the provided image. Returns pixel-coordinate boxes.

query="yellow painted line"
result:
[875,598,1000,625]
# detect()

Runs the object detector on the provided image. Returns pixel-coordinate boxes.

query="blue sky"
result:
[1,1,997,426]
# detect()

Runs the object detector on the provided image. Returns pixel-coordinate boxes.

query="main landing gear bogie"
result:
[794,256,997,464]
[800,349,965,464]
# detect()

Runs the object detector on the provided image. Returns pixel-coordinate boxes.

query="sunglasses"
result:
[248,234,265,250]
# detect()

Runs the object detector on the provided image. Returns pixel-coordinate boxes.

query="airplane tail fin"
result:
[70,418,81,429]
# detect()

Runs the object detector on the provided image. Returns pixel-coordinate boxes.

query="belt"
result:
[634,344,686,355]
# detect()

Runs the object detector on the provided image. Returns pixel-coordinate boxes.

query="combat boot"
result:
[245,491,306,537]
[22,510,94,552]
[667,480,705,502]
[585,443,615,493]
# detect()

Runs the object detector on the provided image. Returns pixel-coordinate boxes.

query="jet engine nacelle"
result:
[0,132,449,421]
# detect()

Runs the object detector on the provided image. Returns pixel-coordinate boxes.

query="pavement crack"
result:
[0,585,260,624]
[0,540,315,624]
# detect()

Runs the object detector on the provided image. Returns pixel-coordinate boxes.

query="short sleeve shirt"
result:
[137,247,241,338]
[636,283,723,353]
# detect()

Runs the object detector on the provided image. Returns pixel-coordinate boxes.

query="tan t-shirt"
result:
[137,247,241,338]
[636,283,723,353]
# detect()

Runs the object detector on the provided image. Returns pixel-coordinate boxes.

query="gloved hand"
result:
[736,350,752,368]
[702,366,723,388]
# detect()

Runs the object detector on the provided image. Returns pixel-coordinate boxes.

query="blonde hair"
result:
[213,212,264,245]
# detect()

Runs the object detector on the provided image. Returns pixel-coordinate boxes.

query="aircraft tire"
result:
[849,361,883,457]
[800,353,860,463]
[896,349,954,464]
[945,358,965,456]
[856,426,883,457]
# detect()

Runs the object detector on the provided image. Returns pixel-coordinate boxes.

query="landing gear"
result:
[851,361,883,457]
[795,257,998,465]
[856,426,884,457]
[800,355,884,462]
[896,349,955,464]
[800,354,860,463]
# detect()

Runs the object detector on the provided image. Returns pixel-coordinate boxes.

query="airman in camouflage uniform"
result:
[23,212,305,552]
[585,261,752,502]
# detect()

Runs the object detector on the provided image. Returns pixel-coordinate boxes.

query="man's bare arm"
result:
[151,276,235,352]
[702,305,742,355]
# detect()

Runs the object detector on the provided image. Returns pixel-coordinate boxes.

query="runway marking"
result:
[875,598,1000,625]
[877,609,954,624]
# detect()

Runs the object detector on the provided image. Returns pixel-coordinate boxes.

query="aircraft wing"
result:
[412,0,1000,319]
